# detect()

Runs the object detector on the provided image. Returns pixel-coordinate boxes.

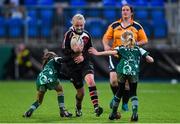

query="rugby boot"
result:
[131,113,138,122]
[75,108,82,117]
[23,108,34,118]
[95,106,103,117]
[109,112,121,120]
[122,103,129,111]
[60,109,73,117]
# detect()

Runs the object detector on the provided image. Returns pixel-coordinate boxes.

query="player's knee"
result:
[110,80,118,86]
[125,82,130,90]
[55,85,63,93]
[86,77,95,87]
[77,88,85,98]
[37,100,43,105]
[87,80,95,87]
[77,92,84,99]
[38,91,45,96]
[57,90,63,96]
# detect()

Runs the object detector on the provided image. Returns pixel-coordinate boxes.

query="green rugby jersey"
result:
[115,46,149,75]
[36,57,62,86]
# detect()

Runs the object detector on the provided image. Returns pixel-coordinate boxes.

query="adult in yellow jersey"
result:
[102,4,148,111]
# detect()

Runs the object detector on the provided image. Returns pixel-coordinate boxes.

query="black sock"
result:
[110,85,118,95]
[122,89,130,105]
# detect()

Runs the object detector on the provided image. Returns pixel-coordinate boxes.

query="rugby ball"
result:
[70,34,84,52]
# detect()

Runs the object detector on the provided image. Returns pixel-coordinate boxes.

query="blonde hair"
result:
[127,38,135,48]
[71,13,86,24]
[121,30,135,48]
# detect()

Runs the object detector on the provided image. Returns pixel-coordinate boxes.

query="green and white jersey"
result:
[36,57,62,86]
[115,46,148,75]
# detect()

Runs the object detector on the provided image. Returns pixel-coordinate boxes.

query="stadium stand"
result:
[152,19,167,38]
[27,9,37,20]
[37,0,54,5]
[102,0,116,6]
[70,0,86,6]
[0,0,174,44]
[24,0,37,6]
[135,9,149,20]
[150,9,167,38]
[139,20,153,38]
[86,8,101,18]
[86,18,106,39]
[0,17,6,37]
[103,8,117,24]
[40,25,51,38]
[39,9,54,25]
[27,18,39,38]
[149,0,164,6]
[131,0,148,6]
[71,9,85,18]
[7,18,24,38]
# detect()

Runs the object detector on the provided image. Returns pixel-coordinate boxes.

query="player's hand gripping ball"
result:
[70,34,84,53]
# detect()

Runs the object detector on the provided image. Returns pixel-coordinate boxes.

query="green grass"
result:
[0,80,180,123]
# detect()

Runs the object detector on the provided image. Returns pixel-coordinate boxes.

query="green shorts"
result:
[117,74,139,83]
[36,82,59,92]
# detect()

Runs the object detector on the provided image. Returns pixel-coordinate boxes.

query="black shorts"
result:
[66,61,94,89]
[108,55,120,72]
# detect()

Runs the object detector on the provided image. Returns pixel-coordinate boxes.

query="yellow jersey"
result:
[103,19,148,49]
